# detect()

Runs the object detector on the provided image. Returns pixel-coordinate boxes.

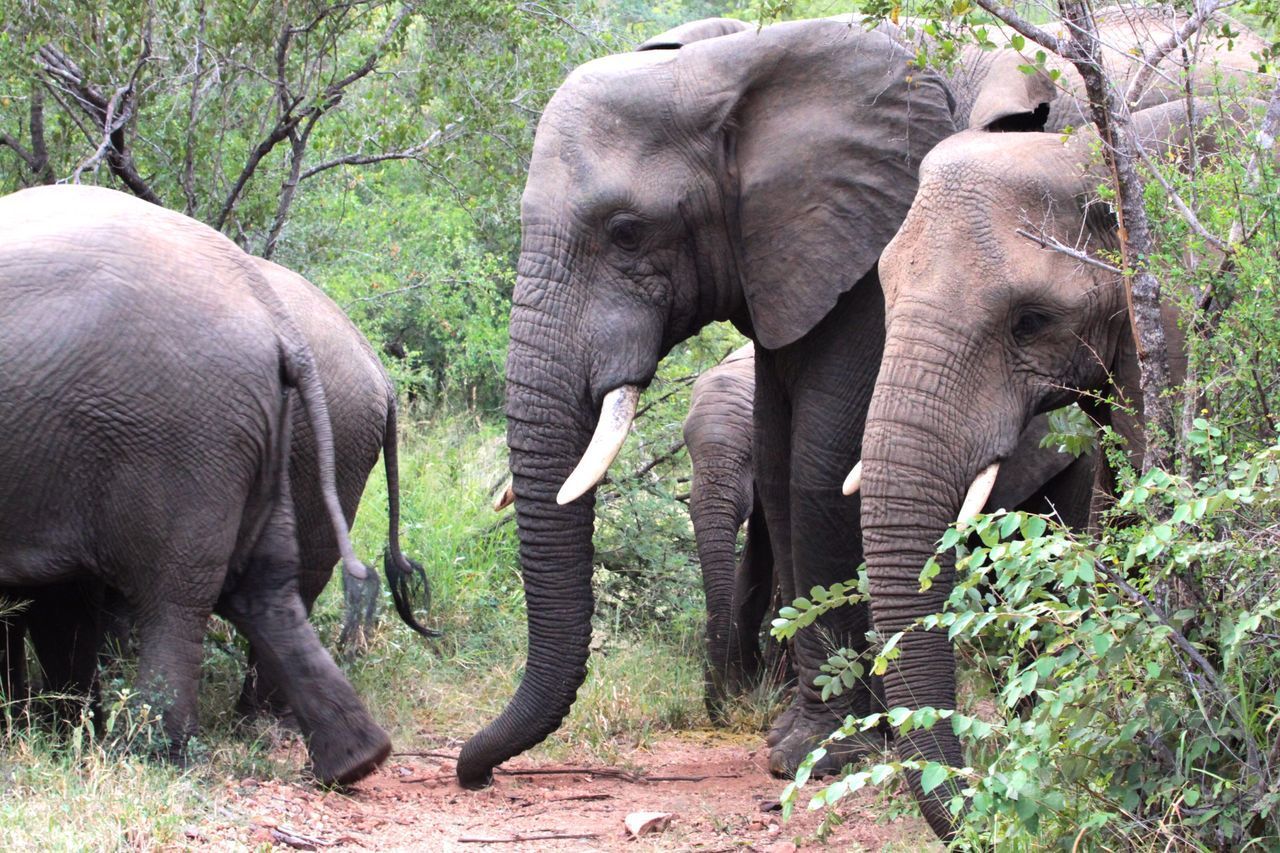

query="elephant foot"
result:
[307,713,391,787]
[764,700,800,746]
[767,704,886,779]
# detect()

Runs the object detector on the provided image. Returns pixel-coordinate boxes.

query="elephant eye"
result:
[1011,307,1054,342]
[607,215,644,251]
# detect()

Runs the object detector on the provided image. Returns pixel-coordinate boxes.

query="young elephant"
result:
[853,102,1264,837]
[0,185,389,784]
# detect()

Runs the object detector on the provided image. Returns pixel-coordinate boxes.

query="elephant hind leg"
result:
[27,579,106,733]
[218,483,389,786]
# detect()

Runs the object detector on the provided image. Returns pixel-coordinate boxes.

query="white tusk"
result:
[493,481,515,512]
[956,462,1001,526]
[842,461,863,496]
[557,385,641,505]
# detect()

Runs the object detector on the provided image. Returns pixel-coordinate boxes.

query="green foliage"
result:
[1039,404,1096,459]
[781,440,1280,848]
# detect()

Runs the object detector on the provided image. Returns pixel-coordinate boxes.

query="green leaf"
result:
[919,762,949,794]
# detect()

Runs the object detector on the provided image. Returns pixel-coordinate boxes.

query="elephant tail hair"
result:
[381,390,441,639]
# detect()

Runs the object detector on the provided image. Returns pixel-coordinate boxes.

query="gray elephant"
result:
[238,258,437,713]
[853,100,1262,837]
[454,18,957,789]
[885,6,1267,134]
[2,258,436,728]
[0,184,389,785]
[682,343,779,719]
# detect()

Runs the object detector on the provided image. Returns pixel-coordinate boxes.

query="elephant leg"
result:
[236,555,331,724]
[217,483,389,786]
[753,353,797,750]
[760,280,887,778]
[27,580,105,731]
[133,597,214,762]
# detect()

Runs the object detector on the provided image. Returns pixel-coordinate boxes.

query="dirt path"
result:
[195,732,936,851]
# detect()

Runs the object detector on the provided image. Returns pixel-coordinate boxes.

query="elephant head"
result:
[455,19,955,787]
[849,102,1253,834]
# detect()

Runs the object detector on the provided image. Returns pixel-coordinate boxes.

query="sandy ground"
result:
[192,731,937,852]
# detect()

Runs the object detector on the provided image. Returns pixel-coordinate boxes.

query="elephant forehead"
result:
[918,130,1081,191]
[553,51,678,131]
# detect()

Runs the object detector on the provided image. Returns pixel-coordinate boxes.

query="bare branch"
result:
[1015,227,1124,274]
[35,33,162,204]
[971,0,1064,54]
[298,122,462,181]
[1132,140,1232,254]
[1229,77,1280,246]
[0,133,39,171]
[1123,0,1237,108]
[71,85,125,183]
[215,2,414,235]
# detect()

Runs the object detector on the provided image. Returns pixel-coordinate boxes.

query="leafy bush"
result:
[777,434,1280,848]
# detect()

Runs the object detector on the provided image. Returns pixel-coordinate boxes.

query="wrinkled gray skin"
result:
[679,342,1089,724]
[859,100,1259,837]
[454,19,959,789]
[239,259,434,714]
[682,343,777,719]
[0,185,390,785]
[4,259,434,728]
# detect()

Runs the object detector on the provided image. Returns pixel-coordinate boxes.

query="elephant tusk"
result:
[493,481,515,512]
[956,462,1001,526]
[557,385,641,505]
[841,461,862,496]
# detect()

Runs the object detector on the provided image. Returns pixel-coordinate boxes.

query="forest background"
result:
[1,0,1279,848]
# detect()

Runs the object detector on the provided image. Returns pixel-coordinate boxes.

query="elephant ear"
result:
[967,50,1058,132]
[678,21,956,349]
[638,17,752,51]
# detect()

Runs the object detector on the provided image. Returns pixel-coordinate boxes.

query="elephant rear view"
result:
[0,184,389,784]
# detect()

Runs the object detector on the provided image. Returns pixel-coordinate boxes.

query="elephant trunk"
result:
[455,291,598,788]
[687,455,756,714]
[860,351,1002,840]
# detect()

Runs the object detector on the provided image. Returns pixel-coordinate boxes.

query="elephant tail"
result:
[279,341,372,586]
[380,389,440,638]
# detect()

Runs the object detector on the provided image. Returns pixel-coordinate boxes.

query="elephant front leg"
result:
[756,283,887,779]
[218,490,389,786]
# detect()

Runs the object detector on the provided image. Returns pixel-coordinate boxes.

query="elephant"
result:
[2,258,437,729]
[682,343,779,719]
[453,18,958,790]
[0,184,390,785]
[876,6,1267,134]
[852,99,1265,837]
[238,258,436,716]
[682,341,1091,723]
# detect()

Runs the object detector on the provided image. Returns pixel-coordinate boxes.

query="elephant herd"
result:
[0,6,1271,843]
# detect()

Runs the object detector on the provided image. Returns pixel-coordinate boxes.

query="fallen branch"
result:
[270,826,332,850]
[459,832,600,844]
